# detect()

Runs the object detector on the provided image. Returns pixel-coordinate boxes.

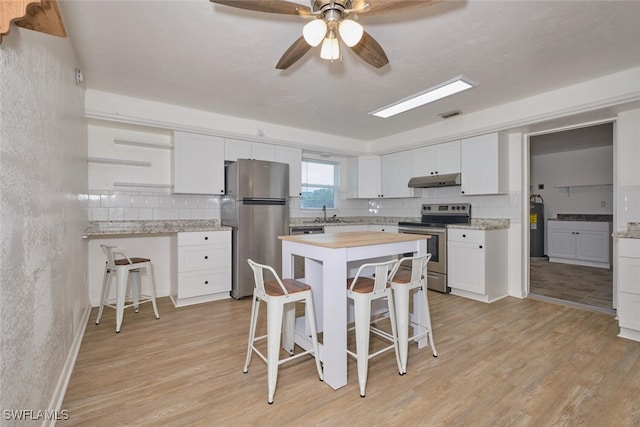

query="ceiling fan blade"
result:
[350,31,388,68]
[276,36,313,69]
[353,0,442,16]
[210,0,311,15]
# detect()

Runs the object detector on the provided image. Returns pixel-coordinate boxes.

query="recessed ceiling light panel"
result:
[369,76,477,119]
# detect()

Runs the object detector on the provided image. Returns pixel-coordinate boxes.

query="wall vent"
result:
[438,110,462,119]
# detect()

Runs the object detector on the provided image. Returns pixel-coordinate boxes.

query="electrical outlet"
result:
[538,184,544,190]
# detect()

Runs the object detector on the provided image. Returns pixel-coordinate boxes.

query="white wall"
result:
[531,145,614,223]
[0,28,88,417]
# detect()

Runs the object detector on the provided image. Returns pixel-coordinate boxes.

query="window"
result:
[301,159,338,209]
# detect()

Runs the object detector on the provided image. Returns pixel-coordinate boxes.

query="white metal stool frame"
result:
[346,259,402,397]
[389,254,438,375]
[96,245,160,333]
[244,259,323,404]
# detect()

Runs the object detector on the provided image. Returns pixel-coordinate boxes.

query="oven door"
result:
[398,225,448,292]
[397,226,446,275]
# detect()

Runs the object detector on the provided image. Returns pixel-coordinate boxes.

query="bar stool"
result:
[347,259,402,397]
[244,259,323,404]
[389,254,438,375]
[95,245,160,333]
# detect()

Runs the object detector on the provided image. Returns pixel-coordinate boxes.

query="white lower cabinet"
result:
[547,220,611,268]
[448,228,508,303]
[171,230,231,307]
[324,224,369,233]
[617,238,640,342]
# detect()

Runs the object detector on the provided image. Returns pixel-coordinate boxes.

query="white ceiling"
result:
[58,0,640,141]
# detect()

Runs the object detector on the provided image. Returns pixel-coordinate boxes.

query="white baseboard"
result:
[44,304,91,427]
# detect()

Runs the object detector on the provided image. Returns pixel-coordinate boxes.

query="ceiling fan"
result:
[209,0,442,69]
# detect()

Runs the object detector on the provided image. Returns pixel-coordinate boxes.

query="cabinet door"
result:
[435,140,461,174]
[381,151,414,198]
[547,229,576,259]
[349,156,381,199]
[224,138,252,162]
[410,146,437,177]
[461,133,508,195]
[324,225,369,233]
[251,142,277,161]
[448,241,485,294]
[173,132,224,195]
[276,146,302,197]
[576,231,609,263]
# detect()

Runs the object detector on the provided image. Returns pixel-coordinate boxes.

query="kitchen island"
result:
[279,231,429,390]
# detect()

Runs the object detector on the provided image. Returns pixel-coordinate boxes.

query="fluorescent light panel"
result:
[370,76,476,118]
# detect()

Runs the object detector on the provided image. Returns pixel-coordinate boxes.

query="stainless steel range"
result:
[398,203,471,293]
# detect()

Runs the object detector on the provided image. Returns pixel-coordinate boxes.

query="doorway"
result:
[528,122,614,313]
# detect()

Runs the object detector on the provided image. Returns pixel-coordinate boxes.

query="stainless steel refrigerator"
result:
[221,159,289,299]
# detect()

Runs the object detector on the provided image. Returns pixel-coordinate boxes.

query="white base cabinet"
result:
[448,228,508,303]
[171,231,231,307]
[547,220,611,269]
[617,238,640,342]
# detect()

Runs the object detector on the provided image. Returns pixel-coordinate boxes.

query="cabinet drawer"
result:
[178,244,228,271]
[448,229,484,244]
[178,231,225,246]
[618,292,640,331]
[179,270,230,298]
[619,256,640,294]
[619,238,640,257]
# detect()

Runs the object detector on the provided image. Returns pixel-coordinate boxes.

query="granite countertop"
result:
[290,216,509,230]
[289,216,418,227]
[613,222,640,239]
[83,220,230,237]
[448,218,510,230]
[550,214,613,222]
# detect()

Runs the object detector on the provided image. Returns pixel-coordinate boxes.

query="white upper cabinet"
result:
[172,131,225,195]
[381,151,415,198]
[410,140,460,177]
[251,142,278,161]
[348,156,381,199]
[460,133,509,195]
[224,139,301,197]
[224,138,277,162]
[275,145,302,197]
[224,138,252,161]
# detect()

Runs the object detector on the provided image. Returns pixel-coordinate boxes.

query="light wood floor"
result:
[60,293,640,426]
[530,257,613,312]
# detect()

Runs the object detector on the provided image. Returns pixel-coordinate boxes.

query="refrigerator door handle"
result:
[242,198,287,206]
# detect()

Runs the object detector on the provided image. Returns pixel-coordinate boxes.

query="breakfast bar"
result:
[279,231,429,390]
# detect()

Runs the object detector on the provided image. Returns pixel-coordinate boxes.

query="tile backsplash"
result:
[88,187,523,224]
[87,189,220,221]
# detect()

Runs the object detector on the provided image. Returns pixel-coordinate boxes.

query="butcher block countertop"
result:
[279,231,429,249]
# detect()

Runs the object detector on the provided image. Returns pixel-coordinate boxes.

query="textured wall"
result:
[0,27,88,420]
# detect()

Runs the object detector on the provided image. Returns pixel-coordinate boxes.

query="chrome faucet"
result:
[322,204,327,221]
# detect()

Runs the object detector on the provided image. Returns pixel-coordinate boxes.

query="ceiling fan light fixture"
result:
[303,19,327,46]
[338,19,363,47]
[320,30,340,60]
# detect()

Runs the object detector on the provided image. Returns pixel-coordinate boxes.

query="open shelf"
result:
[87,157,151,167]
[113,138,173,150]
[112,182,173,189]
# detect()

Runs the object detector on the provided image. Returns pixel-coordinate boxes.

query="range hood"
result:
[407,173,461,188]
